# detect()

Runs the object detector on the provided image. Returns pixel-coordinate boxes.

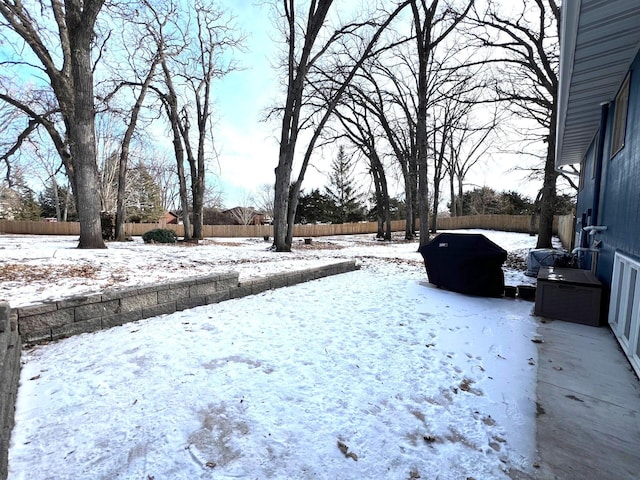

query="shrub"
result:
[142,228,178,244]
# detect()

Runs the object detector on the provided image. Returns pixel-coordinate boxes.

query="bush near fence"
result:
[0,214,575,249]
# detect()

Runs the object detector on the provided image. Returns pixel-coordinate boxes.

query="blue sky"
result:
[0,0,548,209]
[209,1,546,208]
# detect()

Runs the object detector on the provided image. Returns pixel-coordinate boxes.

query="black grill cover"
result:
[418,233,507,297]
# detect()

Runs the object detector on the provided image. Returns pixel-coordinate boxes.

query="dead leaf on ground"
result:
[337,440,358,461]
[0,263,98,282]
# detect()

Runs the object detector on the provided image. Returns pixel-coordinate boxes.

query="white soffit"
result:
[556,0,640,166]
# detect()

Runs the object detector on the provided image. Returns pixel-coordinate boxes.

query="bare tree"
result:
[253,183,275,220]
[333,91,392,239]
[447,107,499,216]
[145,150,181,211]
[270,0,411,252]
[147,0,241,241]
[411,0,475,246]
[468,0,560,248]
[0,0,106,248]
[101,9,163,241]
[228,192,258,225]
[351,56,420,239]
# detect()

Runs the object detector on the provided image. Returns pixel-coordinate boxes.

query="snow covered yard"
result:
[4,230,549,479]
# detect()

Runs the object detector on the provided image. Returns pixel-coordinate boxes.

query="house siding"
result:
[576,50,640,288]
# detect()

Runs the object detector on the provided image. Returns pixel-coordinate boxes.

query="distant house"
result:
[160,211,180,225]
[556,0,640,374]
[222,207,268,226]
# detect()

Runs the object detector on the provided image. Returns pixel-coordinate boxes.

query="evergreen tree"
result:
[461,187,502,216]
[0,172,43,220]
[295,189,336,224]
[324,146,366,224]
[15,188,41,220]
[500,191,535,215]
[38,182,78,221]
[126,162,165,223]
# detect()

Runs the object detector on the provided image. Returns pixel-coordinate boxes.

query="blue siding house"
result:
[556,0,640,374]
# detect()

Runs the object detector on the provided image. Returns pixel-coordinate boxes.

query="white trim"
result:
[609,251,640,377]
[556,0,581,168]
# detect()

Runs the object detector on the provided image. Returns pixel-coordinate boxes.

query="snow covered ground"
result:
[5,230,557,479]
[0,229,553,308]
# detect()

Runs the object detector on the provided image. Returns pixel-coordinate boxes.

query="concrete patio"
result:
[534,318,640,479]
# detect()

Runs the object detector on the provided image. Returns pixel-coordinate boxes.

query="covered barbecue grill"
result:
[418,233,507,297]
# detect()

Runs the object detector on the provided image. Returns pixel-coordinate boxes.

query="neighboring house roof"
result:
[556,0,640,167]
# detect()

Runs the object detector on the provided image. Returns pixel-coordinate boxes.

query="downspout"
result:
[592,102,609,225]
[585,103,610,273]
[556,103,609,272]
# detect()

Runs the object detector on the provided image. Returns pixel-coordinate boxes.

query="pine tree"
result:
[324,146,366,224]
[126,162,165,223]
[295,189,336,224]
[38,181,77,221]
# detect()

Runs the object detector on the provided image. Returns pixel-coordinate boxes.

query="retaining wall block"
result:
[287,272,303,286]
[0,304,7,333]
[250,279,271,295]
[216,273,239,290]
[206,290,230,304]
[196,274,221,285]
[75,299,120,322]
[142,302,177,319]
[300,270,314,283]
[230,284,252,299]
[168,278,198,289]
[309,268,324,280]
[269,274,288,289]
[136,284,162,295]
[157,286,190,304]
[101,310,143,329]
[189,282,217,298]
[19,308,74,335]
[56,294,102,309]
[16,303,57,318]
[120,291,158,313]
[0,320,21,480]
[52,318,102,340]
[101,287,140,301]
[21,329,52,345]
[177,296,208,311]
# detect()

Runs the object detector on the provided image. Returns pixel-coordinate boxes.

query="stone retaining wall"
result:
[0,304,20,480]
[0,260,357,480]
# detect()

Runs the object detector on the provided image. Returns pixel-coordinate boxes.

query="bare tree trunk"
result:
[115,62,158,241]
[536,109,558,248]
[457,176,464,216]
[0,0,106,248]
[273,0,331,252]
[51,175,61,221]
[63,184,72,221]
[412,2,431,247]
[68,8,105,248]
[370,150,391,240]
[449,166,455,216]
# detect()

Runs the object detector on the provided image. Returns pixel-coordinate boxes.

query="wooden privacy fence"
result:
[0,214,575,248]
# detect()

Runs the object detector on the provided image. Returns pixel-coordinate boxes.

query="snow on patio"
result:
[4,230,550,479]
